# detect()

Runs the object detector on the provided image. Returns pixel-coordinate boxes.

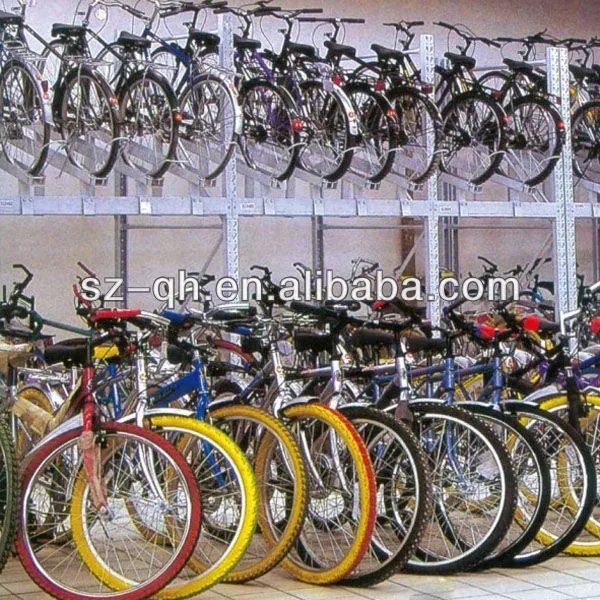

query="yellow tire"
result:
[210,404,308,583]
[71,416,258,599]
[277,403,377,585]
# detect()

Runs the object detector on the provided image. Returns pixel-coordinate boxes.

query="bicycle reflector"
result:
[374,80,385,92]
[372,300,388,311]
[591,316,600,335]
[557,119,565,129]
[174,112,184,123]
[522,314,540,332]
[41,80,50,100]
[421,83,434,94]
[292,119,304,132]
[332,74,344,85]
[386,108,397,118]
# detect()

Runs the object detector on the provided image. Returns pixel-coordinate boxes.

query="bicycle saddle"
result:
[51,23,85,38]
[503,58,535,74]
[371,44,405,62]
[44,343,87,367]
[351,328,394,348]
[294,329,333,353]
[444,52,476,70]
[324,40,356,60]
[190,30,220,48]
[570,64,598,82]
[116,31,152,50]
[233,34,261,50]
[0,10,22,26]
[287,41,318,59]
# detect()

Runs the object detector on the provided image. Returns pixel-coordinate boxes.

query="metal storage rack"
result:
[0,16,594,324]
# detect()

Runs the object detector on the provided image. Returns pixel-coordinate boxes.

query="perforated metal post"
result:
[219,14,240,286]
[115,174,128,307]
[420,34,441,326]
[547,46,577,315]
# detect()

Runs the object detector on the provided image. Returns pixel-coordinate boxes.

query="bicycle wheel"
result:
[238,79,300,181]
[58,67,120,179]
[119,70,179,179]
[503,95,565,186]
[209,403,308,583]
[299,80,357,182]
[16,422,201,600]
[336,405,433,586]
[0,416,18,575]
[387,86,443,184]
[178,73,238,181]
[502,401,596,566]
[0,59,50,175]
[117,414,258,599]
[440,91,506,185]
[278,402,377,584]
[343,83,398,183]
[406,402,517,574]
[459,404,551,570]
[534,395,600,556]
[572,101,600,184]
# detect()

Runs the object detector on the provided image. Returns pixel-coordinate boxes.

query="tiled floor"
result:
[3,556,600,600]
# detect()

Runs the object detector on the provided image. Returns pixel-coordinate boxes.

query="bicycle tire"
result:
[178,73,238,181]
[0,416,18,575]
[387,85,443,184]
[238,78,301,181]
[119,69,180,179]
[298,80,357,182]
[209,403,309,583]
[440,91,507,186]
[572,100,600,184]
[343,82,399,183]
[335,405,433,586]
[16,422,202,600]
[405,401,517,574]
[0,59,50,176]
[534,395,600,556]
[278,402,377,584]
[458,403,551,570]
[57,66,120,179]
[502,401,596,566]
[503,94,565,187]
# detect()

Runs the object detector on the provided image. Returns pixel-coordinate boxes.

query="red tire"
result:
[16,422,202,600]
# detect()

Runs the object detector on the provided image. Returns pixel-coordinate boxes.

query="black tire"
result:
[572,101,600,184]
[179,73,238,181]
[298,80,356,182]
[343,83,399,184]
[336,406,433,586]
[458,404,551,570]
[57,67,120,179]
[0,59,50,176]
[238,78,301,181]
[0,416,18,575]
[503,94,565,187]
[500,402,597,567]
[119,69,180,179]
[440,91,507,186]
[387,85,443,184]
[405,401,517,574]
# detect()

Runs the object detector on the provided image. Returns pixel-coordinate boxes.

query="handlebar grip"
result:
[342,18,365,24]
[434,21,455,30]
[300,8,324,14]
[207,0,229,8]
[296,17,322,22]
[252,6,278,15]
[443,296,469,314]
[496,36,518,42]
[408,20,425,26]
[129,7,146,19]
[213,7,229,13]
[289,301,339,320]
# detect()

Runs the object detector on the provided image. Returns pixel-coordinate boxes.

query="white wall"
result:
[0,0,597,333]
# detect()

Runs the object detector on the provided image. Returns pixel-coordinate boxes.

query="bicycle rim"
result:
[279,402,377,584]
[17,423,201,600]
